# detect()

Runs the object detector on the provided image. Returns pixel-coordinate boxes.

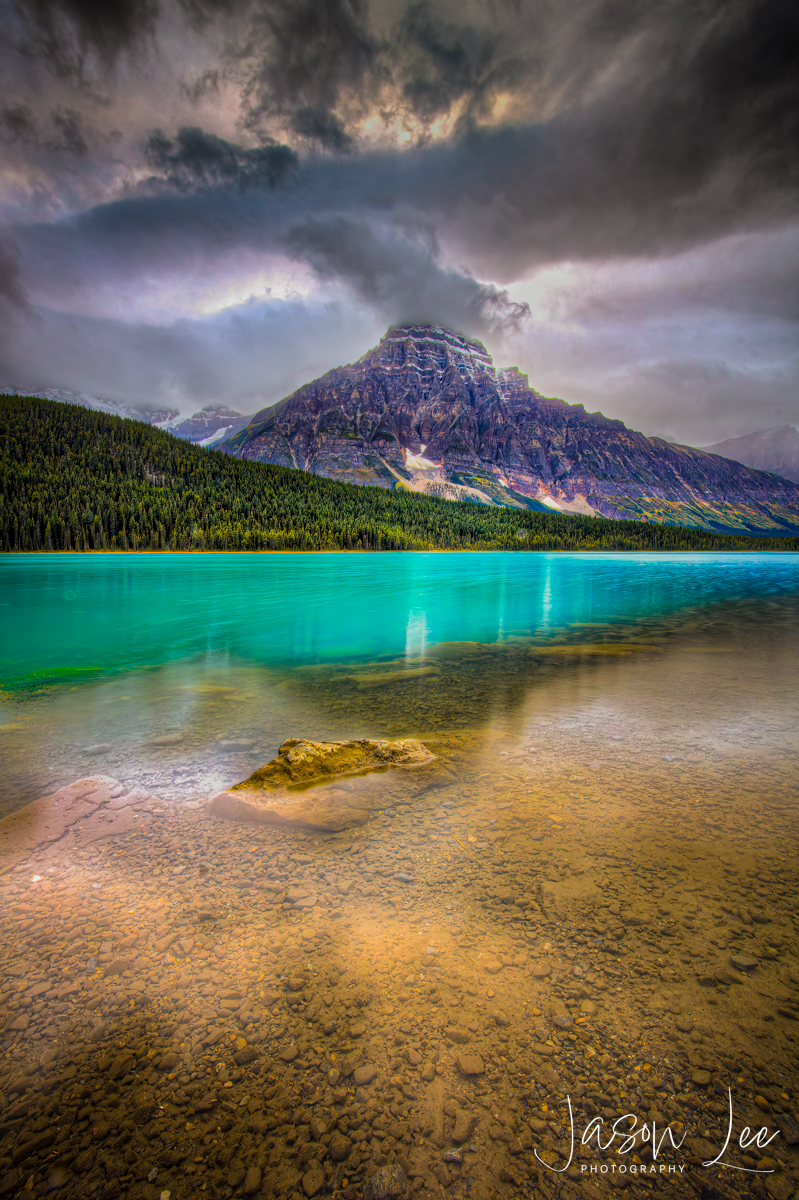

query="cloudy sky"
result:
[0,0,797,444]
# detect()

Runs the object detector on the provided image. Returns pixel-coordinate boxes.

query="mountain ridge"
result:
[700,426,799,485]
[8,391,796,553]
[0,385,178,426]
[224,325,799,535]
[0,387,253,446]
[167,406,251,446]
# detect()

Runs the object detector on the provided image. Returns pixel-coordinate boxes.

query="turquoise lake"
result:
[1,551,798,815]
[3,552,799,686]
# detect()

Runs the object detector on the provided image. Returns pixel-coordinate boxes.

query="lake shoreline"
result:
[3,544,798,556]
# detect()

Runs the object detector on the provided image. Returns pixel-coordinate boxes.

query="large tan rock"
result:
[207,737,436,831]
[232,736,434,791]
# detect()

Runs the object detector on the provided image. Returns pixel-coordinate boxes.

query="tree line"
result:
[2,394,797,554]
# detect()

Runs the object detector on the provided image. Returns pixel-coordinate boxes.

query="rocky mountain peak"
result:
[363,324,494,380]
[359,325,538,406]
[225,324,799,534]
[195,405,245,419]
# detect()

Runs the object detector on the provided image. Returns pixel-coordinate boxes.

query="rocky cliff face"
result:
[225,326,799,534]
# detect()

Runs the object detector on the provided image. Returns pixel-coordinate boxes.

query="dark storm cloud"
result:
[7,0,798,257]
[0,100,87,156]
[414,0,799,277]
[236,0,528,143]
[144,125,298,191]
[72,2,799,265]
[176,0,253,30]
[397,0,526,130]
[0,102,36,143]
[179,68,221,103]
[290,105,352,153]
[12,0,159,74]
[9,183,530,338]
[230,0,798,250]
[239,0,377,147]
[11,188,284,293]
[2,0,798,434]
[284,213,529,332]
[48,107,87,154]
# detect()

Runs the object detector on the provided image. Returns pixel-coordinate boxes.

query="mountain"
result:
[4,392,797,554]
[0,386,178,426]
[167,405,252,446]
[0,387,253,447]
[700,427,799,485]
[223,325,799,536]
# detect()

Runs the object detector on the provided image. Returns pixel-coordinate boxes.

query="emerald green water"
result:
[1,551,798,815]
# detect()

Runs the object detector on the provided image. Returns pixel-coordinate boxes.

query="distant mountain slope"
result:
[4,393,796,554]
[700,427,799,485]
[168,406,252,446]
[0,385,178,426]
[0,387,253,447]
[224,325,799,536]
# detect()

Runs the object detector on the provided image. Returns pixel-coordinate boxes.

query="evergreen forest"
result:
[2,395,798,554]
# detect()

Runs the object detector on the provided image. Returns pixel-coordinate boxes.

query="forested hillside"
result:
[2,395,797,553]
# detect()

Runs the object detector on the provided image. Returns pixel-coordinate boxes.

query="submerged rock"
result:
[207,736,436,830]
[364,1164,409,1200]
[235,736,434,790]
[0,776,158,860]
